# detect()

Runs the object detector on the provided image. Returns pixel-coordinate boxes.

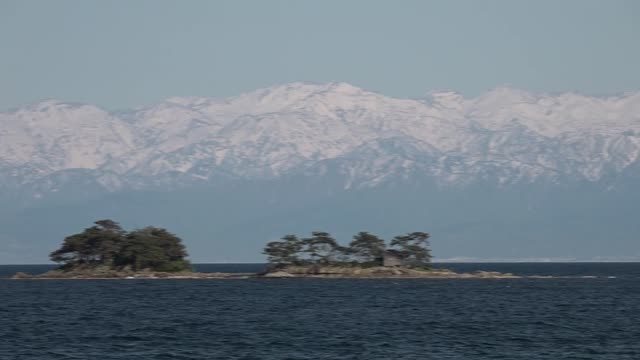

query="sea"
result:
[1,263,639,359]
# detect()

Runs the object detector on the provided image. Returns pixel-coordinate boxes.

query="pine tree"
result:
[348,232,386,265]
[49,220,191,272]
[263,234,303,266]
[390,231,432,267]
[302,231,343,265]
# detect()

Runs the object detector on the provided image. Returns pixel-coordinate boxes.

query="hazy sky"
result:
[1,0,639,110]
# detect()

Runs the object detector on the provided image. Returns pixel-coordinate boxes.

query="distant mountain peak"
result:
[1,83,639,193]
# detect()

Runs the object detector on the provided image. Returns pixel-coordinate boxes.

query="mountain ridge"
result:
[2,82,639,196]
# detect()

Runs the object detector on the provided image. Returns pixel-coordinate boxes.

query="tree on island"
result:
[263,230,432,269]
[389,232,432,267]
[349,232,386,265]
[263,234,304,266]
[116,227,190,272]
[302,231,346,265]
[50,220,125,266]
[50,220,191,272]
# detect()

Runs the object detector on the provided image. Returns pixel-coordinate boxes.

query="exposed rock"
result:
[11,272,31,279]
[13,266,522,280]
[266,266,520,278]
[262,271,295,278]
[11,269,253,279]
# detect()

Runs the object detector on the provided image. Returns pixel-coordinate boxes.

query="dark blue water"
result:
[2,263,640,359]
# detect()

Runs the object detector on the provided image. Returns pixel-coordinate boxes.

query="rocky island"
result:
[258,231,517,278]
[13,221,517,279]
[14,220,203,279]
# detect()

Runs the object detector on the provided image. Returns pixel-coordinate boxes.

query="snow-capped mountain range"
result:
[3,82,640,263]
[2,82,640,194]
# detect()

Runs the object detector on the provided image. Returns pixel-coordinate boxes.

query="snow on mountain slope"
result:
[1,83,639,192]
[0,101,135,174]
[460,88,640,136]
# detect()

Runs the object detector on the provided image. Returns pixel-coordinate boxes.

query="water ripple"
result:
[1,266,640,359]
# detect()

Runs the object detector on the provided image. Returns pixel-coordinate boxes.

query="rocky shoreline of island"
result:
[11,265,524,279]
[11,270,252,279]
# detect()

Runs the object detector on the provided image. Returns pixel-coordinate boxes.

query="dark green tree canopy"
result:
[390,232,432,266]
[49,219,125,265]
[349,232,386,263]
[264,230,432,268]
[50,220,191,272]
[263,234,303,265]
[303,231,342,265]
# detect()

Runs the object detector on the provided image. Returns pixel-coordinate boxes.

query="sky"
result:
[1,0,639,111]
